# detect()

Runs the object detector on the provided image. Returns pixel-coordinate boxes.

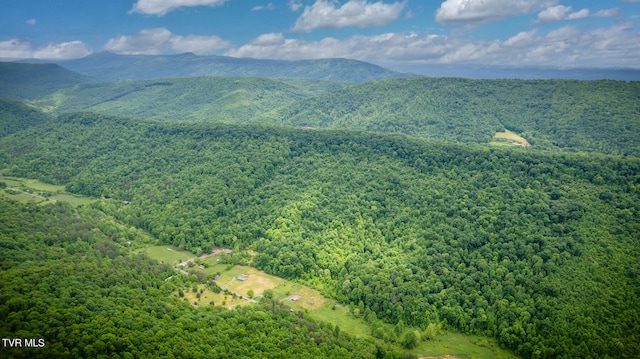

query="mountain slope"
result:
[55,52,412,83]
[0,97,51,136]
[0,62,92,99]
[35,76,347,122]
[0,199,382,358]
[1,112,638,358]
[261,77,640,156]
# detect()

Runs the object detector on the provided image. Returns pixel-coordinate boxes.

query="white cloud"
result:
[594,8,620,18]
[129,0,227,16]
[503,29,539,47]
[289,0,303,11]
[292,0,405,32]
[436,0,558,25]
[535,5,621,24]
[535,5,589,24]
[249,33,287,46]
[252,3,275,11]
[26,19,36,25]
[0,39,91,60]
[567,9,589,20]
[535,5,571,23]
[170,34,232,53]
[225,22,640,68]
[102,28,230,55]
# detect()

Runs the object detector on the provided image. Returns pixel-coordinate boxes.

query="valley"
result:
[0,57,639,359]
[139,241,519,358]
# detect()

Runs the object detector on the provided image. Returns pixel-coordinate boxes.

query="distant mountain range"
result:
[11,52,640,82]
[37,52,413,83]
[394,63,640,81]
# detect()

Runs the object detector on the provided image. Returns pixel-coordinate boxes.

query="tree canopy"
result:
[1,112,638,358]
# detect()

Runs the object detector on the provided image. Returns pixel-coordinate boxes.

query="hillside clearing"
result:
[490,130,530,147]
[141,244,519,358]
[0,175,95,207]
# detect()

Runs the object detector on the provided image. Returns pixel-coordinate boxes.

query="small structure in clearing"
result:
[490,130,531,147]
[236,274,249,281]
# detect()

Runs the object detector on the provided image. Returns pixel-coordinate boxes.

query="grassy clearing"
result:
[222,266,286,297]
[177,284,246,309]
[490,130,530,147]
[23,179,65,192]
[0,175,94,207]
[0,178,22,187]
[413,332,518,359]
[1,189,45,204]
[309,302,373,338]
[49,193,94,207]
[138,246,519,359]
[143,245,194,265]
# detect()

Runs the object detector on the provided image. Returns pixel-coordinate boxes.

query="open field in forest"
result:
[178,284,246,309]
[490,130,530,147]
[412,332,519,359]
[143,245,193,265]
[142,245,519,358]
[221,266,286,297]
[0,175,95,207]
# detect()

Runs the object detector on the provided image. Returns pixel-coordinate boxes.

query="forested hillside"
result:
[22,74,640,156]
[263,77,640,156]
[0,98,51,136]
[0,199,383,358]
[33,76,346,122]
[0,62,91,100]
[1,112,638,358]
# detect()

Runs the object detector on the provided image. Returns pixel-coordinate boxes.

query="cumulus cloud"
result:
[289,0,303,11]
[292,0,405,32]
[594,8,620,18]
[436,0,558,25]
[169,34,232,53]
[535,5,589,24]
[0,39,91,60]
[129,0,227,16]
[225,22,640,68]
[535,5,621,24]
[252,3,275,11]
[566,9,589,20]
[102,28,230,55]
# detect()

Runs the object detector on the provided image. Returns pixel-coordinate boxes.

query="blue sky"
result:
[1,0,639,70]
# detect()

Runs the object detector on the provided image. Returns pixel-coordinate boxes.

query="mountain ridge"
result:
[0,62,93,99]
[48,52,414,83]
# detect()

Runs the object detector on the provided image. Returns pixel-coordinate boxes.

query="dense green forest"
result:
[1,112,638,358]
[12,73,638,156]
[0,199,387,358]
[32,77,347,122]
[262,78,640,156]
[0,98,51,136]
